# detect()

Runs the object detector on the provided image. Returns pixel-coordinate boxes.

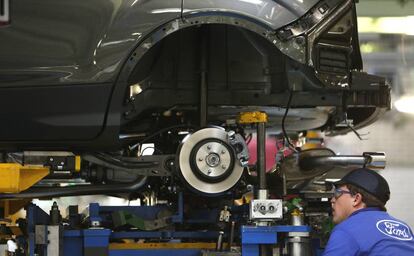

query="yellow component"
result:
[302,130,324,150]
[291,208,302,216]
[109,242,228,250]
[0,226,23,241]
[8,226,23,236]
[238,111,268,124]
[234,191,253,206]
[0,199,30,223]
[75,156,81,172]
[0,164,49,193]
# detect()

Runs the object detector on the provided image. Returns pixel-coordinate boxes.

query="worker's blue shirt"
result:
[323,207,414,256]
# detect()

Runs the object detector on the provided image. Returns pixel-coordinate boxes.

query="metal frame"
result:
[25,202,327,256]
[241,225,312,256]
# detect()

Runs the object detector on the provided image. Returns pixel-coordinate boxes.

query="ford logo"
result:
[376,220,413,241]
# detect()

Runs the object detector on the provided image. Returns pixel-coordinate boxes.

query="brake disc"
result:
[177,128,244,195]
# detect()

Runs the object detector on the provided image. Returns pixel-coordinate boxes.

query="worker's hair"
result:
[346,184,387,211]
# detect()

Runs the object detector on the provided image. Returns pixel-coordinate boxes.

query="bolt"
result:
[198,158,203,162]
[221,150,226,155]
[227,131,235,139]
[222,165,227,169]
[295,36,305,45]
[207,169,212,175]
[207,145,211,150]
[240,160,249,167]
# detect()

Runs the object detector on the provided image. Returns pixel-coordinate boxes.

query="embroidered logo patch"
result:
[376,220,413,241]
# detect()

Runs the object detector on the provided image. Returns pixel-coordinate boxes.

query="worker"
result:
[323,168,414,255]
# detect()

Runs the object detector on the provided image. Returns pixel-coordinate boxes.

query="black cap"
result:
[334,168,390,204]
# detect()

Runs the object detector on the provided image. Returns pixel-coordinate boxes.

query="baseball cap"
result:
[334,168,390,204]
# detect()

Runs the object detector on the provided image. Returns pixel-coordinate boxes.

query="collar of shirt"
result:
[349,207,382,218]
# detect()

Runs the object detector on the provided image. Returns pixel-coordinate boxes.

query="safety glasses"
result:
[333,188,353,199]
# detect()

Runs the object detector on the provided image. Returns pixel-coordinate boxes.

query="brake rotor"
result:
[177,128,244,195]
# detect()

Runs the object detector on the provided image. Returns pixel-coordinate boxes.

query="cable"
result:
[347,121,368,141]
[85,154,157,170]
[129,124,196,150]
[281,91,298,153]
[245,133,253,145]
[140,124,196,144]
[7,153,22,165]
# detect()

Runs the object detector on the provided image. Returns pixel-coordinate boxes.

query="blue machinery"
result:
[23,114,327,256]
[25,198,324,256]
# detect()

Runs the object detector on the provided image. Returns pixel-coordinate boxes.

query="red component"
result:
[247,135,278,172]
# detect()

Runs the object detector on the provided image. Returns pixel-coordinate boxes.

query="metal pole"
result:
[216,231,224,251]
[199,27,208,127]
[229,221,235,250]
[257,122,266,192]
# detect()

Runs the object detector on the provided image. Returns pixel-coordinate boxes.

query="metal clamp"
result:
[238,111,268,124]
[250,199,283,220]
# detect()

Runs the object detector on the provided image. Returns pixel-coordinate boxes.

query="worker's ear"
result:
[353,193,363,207]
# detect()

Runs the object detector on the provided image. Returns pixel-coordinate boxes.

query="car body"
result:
[0,0,390,198]
[0,0,390,150]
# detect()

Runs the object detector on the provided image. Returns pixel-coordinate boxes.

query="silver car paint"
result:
[0,0,318,87]
[182,0,319,29]
[0,0,182,86]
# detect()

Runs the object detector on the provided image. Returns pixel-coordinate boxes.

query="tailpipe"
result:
[299,151,386,171]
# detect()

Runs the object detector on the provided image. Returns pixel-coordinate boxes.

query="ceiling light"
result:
[358,16,414,35]
[394,95,414,114]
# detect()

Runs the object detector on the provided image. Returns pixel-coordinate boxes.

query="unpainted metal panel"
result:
[182,0,319,30]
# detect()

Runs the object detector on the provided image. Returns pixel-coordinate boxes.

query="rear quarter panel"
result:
[0,0,181,143]
[182,0,319,29]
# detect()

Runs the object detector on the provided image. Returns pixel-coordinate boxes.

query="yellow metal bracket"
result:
[0,199,30,221]
[238,111,268,124]
[0,164,49,193]
[75,155,81,172]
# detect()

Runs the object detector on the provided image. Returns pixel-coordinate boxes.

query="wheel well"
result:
[123,24,290,125]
